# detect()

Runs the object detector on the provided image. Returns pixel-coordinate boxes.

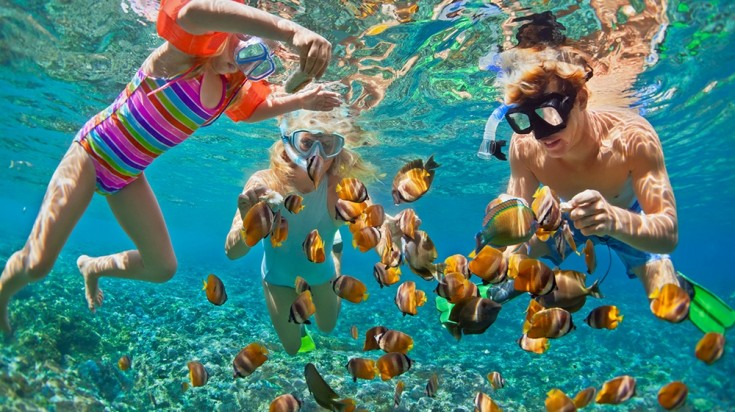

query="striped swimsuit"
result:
[74,69,229,195]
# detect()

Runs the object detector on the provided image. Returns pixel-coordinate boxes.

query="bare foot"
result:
[77,255,104,312]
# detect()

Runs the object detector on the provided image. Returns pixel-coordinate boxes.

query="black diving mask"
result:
[505,92,576,140]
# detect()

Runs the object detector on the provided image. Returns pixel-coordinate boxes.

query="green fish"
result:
[476,198,537,252]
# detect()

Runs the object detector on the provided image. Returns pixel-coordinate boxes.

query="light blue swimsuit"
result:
[261,179,341,287]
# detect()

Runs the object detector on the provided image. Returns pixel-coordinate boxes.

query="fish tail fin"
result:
[363,293,370,302]
[589,279,604,299]
[202,280,207,290]
[424,154,440,170]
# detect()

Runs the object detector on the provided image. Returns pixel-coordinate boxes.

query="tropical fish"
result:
[187,361,209,387]
[373,263,401,288]
[584,305,623,330]
[397,208,421,239]
[442,254,470,278]
[202,274,228,306]
[514,258,556,296]
[336,178,369,203]
[531,187,562,233]
[284,194,305,214]
[572,387,596,409]
[377,352,412,380]
[444,297,502,340]
[596,375,636,405]
[506,253,528,279]
[434,272,470,304]
[517,334,550,354]
[583,239,596,274]
[395,281,427,316]
[394,381,405,408]
[242,201,275,246]
[303,229,326,263]
[350,325,359,340]
[352,226,381,252]
[474,392,503,412]
[233,342,269,378]
[289,290,316,324]
[336,199,368,222]
[363,326,388,351]
[468,245,507,284]
[536,270,602,313]
[426,373,439,397]
[304,363,355,411]
[477,197,536,250]
[526,307,574,339]
[306,154,325,188]
[487,371,505,390]
[294,276,311,294]
[545,388,575,412]
[270,211,289,248]
[118,355,131,371]
[376,225,401,267]
[658,381,688,410]
[346,358,378,381]
[332,275,369,303]
[269,393,302,412]
[523,299,546,334]
[376,330,414,354]
[695,332,725,365]
[649,283,690,323]
[363,204,385,227]
[392,155,440,204]
[403,230,439,281]
[556,221,579,260]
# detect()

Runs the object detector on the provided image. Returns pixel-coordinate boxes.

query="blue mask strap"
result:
[477,103,516,161]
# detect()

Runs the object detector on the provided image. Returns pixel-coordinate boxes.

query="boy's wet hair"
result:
[514,11,567,49]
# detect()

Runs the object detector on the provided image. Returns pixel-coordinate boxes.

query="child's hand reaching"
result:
[238,184,270,220]
[298,85,342,111]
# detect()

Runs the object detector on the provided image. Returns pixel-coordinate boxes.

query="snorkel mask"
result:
[233,35,276,80]
[505,92,576,140]
[280,123,346,170]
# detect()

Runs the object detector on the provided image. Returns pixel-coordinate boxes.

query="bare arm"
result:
[224,171,272,259]
[506,135,541,204]
[245,85,342,123]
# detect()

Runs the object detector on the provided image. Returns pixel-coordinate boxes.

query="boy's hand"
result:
[568,189,616,237]
[290,28,331,79]
[299,85,342,111]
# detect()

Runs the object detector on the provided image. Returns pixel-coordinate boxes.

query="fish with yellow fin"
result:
[545,388,575,412]
[596,375,636,405]
[695,332,725,365]
[442,254,470,278]
[306,154,325,188]
[118,355,131,371]
[649,283,690,323]
[434,272,471,304]
[572,387,596,409]
[536,270,602,313]
[294,276,311,294]
[377,352,412,380]
[336,199,368,222]
[336,178,369,202]
[187,361,209,387]
[394,381,405,408]
[364,204,385,227]
[476,196,536,251]
[242,201,275,246]
[373,263,401,288]
[376,226,401,267]
[284,194,305,214]
[203,274,228,306]
[526,307,574,339]
[583,239,596,274]
[289,290,316,324]
[397,208,421,239]
[392,155,440,204]
[426,373,439,397]
[517,334,550,354]
[513,258,556,296]
[346,358,378,381]
[658,381,688,411]
[404,230,439,281]
[269,394,302,412]
[395,281,427,316]
[376,329,414,354]
[468,246,507,284]
[303,229,326,263]
[233,342,269,378]
[363,326,388,351]
[487,371,505,390]
[531,186,562,241]
[332,275,369,303]
[584,305,623,330]
[270,211,289,248]
[522,299,545,333]
[352,226,381,252]
[474,392,503,412]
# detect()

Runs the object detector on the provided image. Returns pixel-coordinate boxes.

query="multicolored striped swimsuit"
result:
[74,69,228,195]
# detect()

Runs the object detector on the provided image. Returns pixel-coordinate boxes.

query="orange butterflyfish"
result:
[336,177,369,203]
[377,226,402,267]
[517,334,550,354]
[572,387,596,409]
[376,329,414,354]
[476,197,536,250]
[584,305,623,330]
[350,325,359,340]
[289,290,316,324]
[363,326,388,351]
[269,393,302,412]
[474,392,503,412]
[187,361,209,387]
[294,276,311,294]
[233,342,269,378]
[695,332,725,365]
[658,381,688,410]
[649,283,690,323]
[270,211,289,248]
[434,272,469,304]
[352,226,381,252]
[536,270,602,313]
[468,246,507,284]
[117,355,131,371]
[306,154,325,188]
[335,198,367,222]
[391,155,440,204]
[395,281,427,316]
[506,253,528,279]
[242,201,275,247]
[443,254,470,278]
[397,208,421,239]
[348,214,368,235]
[303,229,326,263]
[532,186,562,233]
[596,375,636,405]
[283,194,305,214]
[445,297,502,340]
[583,239,596,274]
[346,358,378,381]
[487,371,505,390]
[331,275,369,303]
[394,381,405,408]
[203,273,228,306]
[376,352,412,380]
[425,373,439,398]
[523,299,545,333]
[545,388,575,412]
[373,263,401,288]
[514,258,555,296]
[526,307,574,339]
[363,204,385,227]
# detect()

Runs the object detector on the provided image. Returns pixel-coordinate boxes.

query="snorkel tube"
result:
[477,103,516,161]
[280,123,308,170]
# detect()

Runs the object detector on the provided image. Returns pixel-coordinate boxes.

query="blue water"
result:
[1,0,734,410]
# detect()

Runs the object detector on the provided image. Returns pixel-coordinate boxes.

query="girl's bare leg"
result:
[633,257,678,297]
[262,280,301,355]
[76,173,177,312]
[312,277,341,333]
[0,144,96,334]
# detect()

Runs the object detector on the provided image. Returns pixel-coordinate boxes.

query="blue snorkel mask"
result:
[233,35,276,80]
[477,103,516,161]
[280,123,345,170]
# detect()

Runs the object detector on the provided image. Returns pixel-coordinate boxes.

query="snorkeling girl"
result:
[224,109,375,355]
[0,0,341,334]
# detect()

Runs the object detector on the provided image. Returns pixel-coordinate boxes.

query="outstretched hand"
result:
[238,184,270,220]
[567,189,617,237]
[290,28,332,79]
[299,85,342,111]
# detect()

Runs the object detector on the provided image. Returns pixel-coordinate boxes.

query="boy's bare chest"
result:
[535,158,635,207]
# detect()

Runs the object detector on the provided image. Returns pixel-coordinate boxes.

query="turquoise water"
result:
[1,0,734,410]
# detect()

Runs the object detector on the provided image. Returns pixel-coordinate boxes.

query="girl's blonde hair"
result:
[495,47,592,105]
[266,109,377,193]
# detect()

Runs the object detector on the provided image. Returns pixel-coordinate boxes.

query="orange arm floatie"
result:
[157,0,243,57]
[225,80,273,122]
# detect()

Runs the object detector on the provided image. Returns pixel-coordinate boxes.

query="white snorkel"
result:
[280,121,308,170]
[477,102,516,161]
